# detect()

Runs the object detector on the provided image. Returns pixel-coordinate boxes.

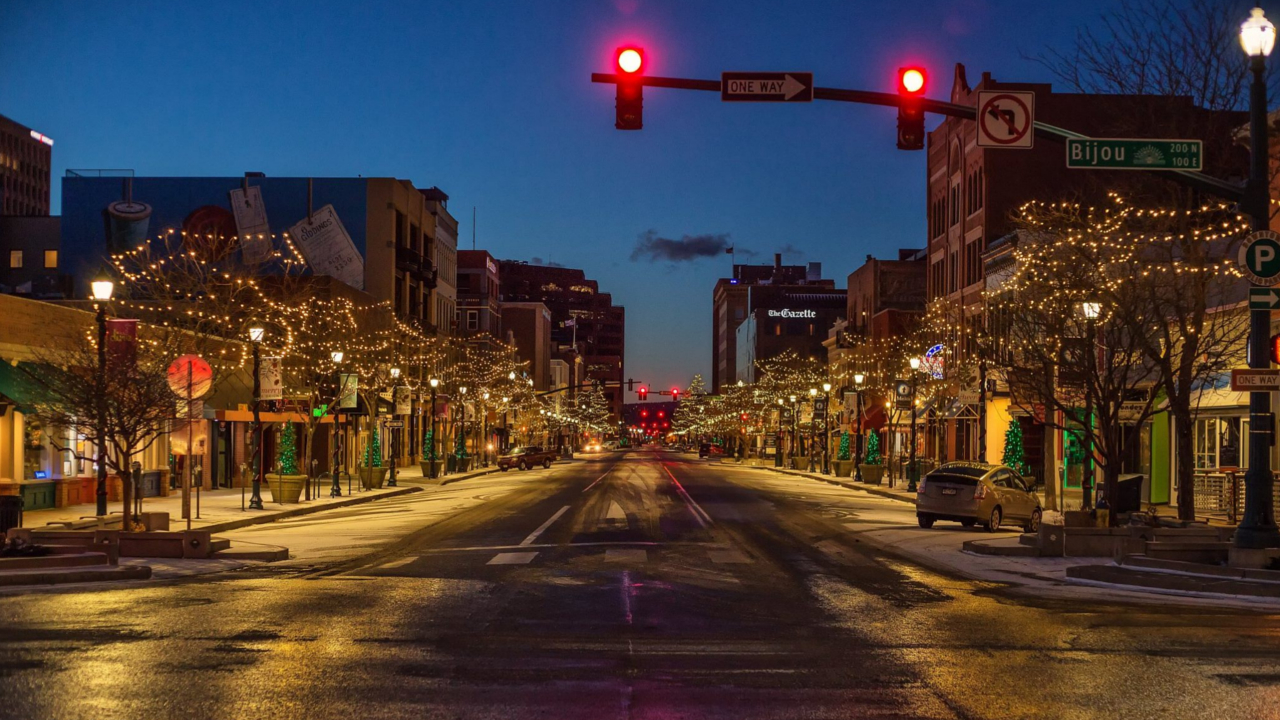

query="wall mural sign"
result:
[288,204,364,290]
[228,186,272,264]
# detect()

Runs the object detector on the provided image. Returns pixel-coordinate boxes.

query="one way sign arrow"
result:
[721,72,814,102]
[1250,287,1280,309]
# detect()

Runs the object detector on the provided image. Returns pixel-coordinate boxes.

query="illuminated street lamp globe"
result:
[854,373,865,386]
[429,378,439,389]
[331,350,344,364]
[90,269,114,301]
[909,357,921,371]
[1241,6,1276,58]
[822,382,832,393]
[249,326,265,343]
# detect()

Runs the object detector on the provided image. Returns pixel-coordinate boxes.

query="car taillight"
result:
[916,478,926,493]
[973,484,988,500]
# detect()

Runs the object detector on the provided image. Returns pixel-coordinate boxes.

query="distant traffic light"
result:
[638,386,648,401]
[615,47,644,130]
[657,410,665,419]
[1272,334,1280,364]
[896,66,926,150]
[671,387,680,401]
[641,409,649,418]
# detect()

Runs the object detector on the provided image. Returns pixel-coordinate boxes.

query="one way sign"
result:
[721,72,813,102]
[1250,287,1280,309]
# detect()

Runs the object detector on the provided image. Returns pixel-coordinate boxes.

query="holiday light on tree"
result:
[864,429,881,465]
[1001,420,1026,473]
[364,426,382,468]
[838,431,851,461]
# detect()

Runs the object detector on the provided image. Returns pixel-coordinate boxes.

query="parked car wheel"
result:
[960,519,976,528]
[917,514,935,529]
[1023,508,1042,533]
[984,506,1002,533]
[518,460,529,471]
[542,458,551,469]
[499,466,509,472]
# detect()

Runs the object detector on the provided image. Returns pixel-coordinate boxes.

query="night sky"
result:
[1,0,1122,390]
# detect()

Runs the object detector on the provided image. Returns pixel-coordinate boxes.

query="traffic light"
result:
[1272,334,1280,364]
[627,378,634,392]
[657,410,665,419]
[641,409,649,418]
[896,66,926,150]
[615,47,644,130]
[638,386,648,401]
[671,387,680,401]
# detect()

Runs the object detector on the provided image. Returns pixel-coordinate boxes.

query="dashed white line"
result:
[520,505,571,546]
[582,471,610,493]
[487,552,538,565]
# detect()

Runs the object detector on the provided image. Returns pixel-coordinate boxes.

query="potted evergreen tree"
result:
[419,428,445,481]
[454,430,472,472]
[833,431,854,477]
[859,428,885,485]
[266,423,307,503]
[359,425,389,490]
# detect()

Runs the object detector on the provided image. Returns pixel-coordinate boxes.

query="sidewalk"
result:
[17,464,501,535]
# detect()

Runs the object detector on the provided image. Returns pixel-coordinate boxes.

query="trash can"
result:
[0,495,23,534]
[1113,474,1145,515]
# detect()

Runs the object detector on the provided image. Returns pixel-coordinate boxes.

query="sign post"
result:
[976,91,1034,149]
[721,72,813,102]
[1065,139,1203,171]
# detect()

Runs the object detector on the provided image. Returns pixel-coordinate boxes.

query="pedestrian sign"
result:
[976,91,1034,149]
[1239,230,1280,286]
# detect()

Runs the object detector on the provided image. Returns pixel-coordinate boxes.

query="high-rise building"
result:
[712,255,831,393]
[0,113,53,216]
[498,261,625,421]
[456,250,502,342]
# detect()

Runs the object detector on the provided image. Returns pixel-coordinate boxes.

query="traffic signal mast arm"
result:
[590,73,1243,202]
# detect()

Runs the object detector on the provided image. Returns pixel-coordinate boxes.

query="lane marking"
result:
[605,548,648,563]
[411,540,718,553]
[487,551,538,565]
[378,556,418,569]
[520,505,571,546]
[606,501,628,522]
[582,471,610,493]
[660,463,714,528]
[708,550,753,564]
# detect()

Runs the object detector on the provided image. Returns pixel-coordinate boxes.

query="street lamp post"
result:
[822,382,832,474]
[1079,302,1100,509]
[854,373,865,482]
[248,326,266,510]
[482,391,490,466]
[90,271,114,517]
[789,394,798,469]
[808,388,818,473]
[459,386,468,469]
[330,350,345,497]
[908,357,921,493]
[501,396,510,453]
[1239,6,1280,549]
[775,398,784,468]
[388,367,400,487]
[428,377,439,479]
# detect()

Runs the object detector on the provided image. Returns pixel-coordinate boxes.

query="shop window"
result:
[43,249,57,268]
[8,250,21,268]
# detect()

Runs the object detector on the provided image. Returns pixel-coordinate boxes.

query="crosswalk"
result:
[377,545,757,571]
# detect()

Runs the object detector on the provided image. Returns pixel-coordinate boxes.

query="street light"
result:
[821,382,832,474]
[247,326,266,509]
[90,269,113,517]
[775,398,784,468]
[482,390,490,466]
[428,377,440,479]
[1239,5,1280,549]
[1076,301,1100,508]
[387,367,401,487]
[808,388,819,472]
[459,386,469,470]
[853,373,866,482]
[907,357,921,492]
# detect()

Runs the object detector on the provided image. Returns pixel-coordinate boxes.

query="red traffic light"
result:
[616,47,644,75]
[898,67,926,95]
[657,410,665,418]
[637,386,648,400]
[1272,334,1280,364]
[641,409,649,418]
[671,387,680,400]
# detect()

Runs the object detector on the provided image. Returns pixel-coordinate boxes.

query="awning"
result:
[942,400,979,420]
[855,403,887,431]
[0,360,49,414]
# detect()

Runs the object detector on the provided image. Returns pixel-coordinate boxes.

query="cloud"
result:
[778,243,805,260]
[630,230,733,262]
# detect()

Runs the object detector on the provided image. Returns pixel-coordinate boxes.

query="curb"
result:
[764,466,917,505]
[0,565,152,587]
[197,486,424,534]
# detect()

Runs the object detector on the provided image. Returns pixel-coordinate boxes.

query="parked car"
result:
[698,443,723,458]
[497,445,556,471]
[915,462,1042,532]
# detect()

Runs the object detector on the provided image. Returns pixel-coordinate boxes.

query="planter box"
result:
[833,460,854,478]
[859,464,885,485]
[455,457,473,473]
[419,461,446,480]
[360,467,389,490]
[789,456,810,471]
[265,474,307,504]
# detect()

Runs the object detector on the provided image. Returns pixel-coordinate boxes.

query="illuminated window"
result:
[570,285,595,294]
[44,249,57,268]
[8,250,21,268]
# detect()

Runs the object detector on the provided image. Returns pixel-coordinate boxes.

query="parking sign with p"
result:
[1240,230,1280,286]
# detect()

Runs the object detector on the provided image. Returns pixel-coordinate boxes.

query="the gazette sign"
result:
[767,309,816,318]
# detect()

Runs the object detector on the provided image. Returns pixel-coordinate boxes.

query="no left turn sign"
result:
[977,91,1035,149]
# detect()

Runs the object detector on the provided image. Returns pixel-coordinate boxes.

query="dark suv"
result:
[497,445,556,471]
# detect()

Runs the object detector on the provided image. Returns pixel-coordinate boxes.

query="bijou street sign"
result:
[1065,138,1203,171]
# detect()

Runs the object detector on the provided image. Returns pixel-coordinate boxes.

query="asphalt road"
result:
[3,449,1280,719]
